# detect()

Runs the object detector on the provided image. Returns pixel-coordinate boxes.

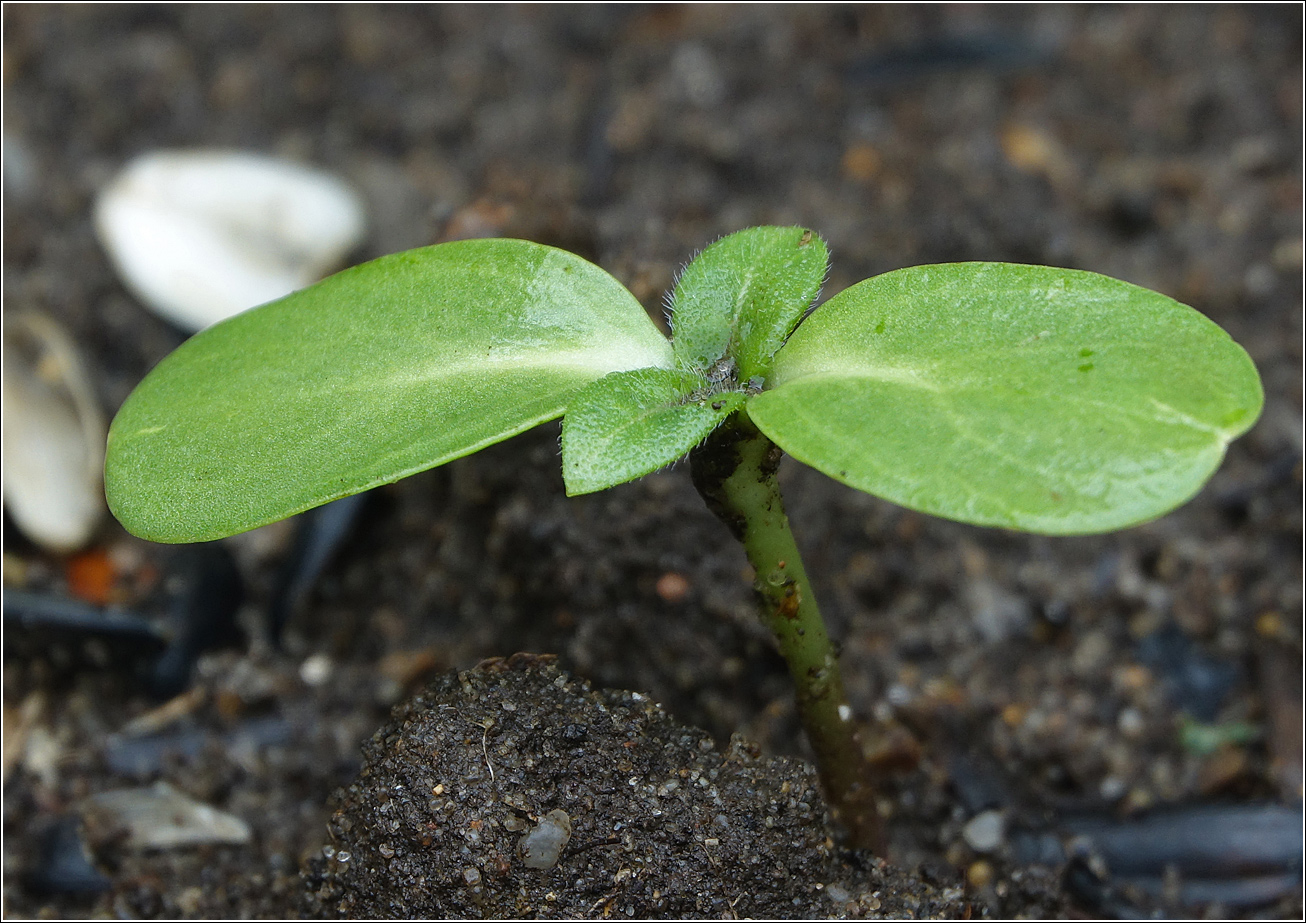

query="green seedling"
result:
[105,227,1262,849]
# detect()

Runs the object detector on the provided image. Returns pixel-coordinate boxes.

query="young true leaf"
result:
[670,226,827,382]
[750,262,1263,535]
[106,239,672,543]
[561,368,744,496]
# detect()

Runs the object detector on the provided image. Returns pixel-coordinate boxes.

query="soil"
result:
[2,4,1302,919]
[302,654,1007,919]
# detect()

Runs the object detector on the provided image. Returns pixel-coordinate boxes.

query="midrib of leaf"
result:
[1049,393,1240,445]
[762,369,1231,520]
[1144,398,1230,439]
[772,365,1240,446]
[768,363,944,392]
[117,350,659,442]
[347,347,671,395]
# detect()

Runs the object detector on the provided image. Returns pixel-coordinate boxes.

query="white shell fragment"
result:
[1,313,106,552]
[94,149,367,331]
[84,781,251,850]
[519,808,571,869]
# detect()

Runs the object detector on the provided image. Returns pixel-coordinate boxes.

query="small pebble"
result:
[655,572,691,603]
[841,144,881,183]
[825,883,851,902]
[1114,663,1153,693]
[1271,238,1303,271]
[962,809,1006,854]
[1255,611,1288,639]
[176,886,204,914]
[1199,746,1251,794]
[1001,124,1071,185]
[1072,630,1112,676]
[1117,706,1145,738]
[966,859,995,889]
[1099,775,1128,800]
[519,809,571,869]
[300,653,333,687]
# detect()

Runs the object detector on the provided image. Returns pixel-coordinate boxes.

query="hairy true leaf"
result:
[670,226,827,382]
[750,263,1263,534]
[107,239,672,542]
[562,368,744,496]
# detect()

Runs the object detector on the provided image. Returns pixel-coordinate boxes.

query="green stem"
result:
[690,411,881,851]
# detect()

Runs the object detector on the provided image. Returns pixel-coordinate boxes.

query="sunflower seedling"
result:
[105,227,1262,848]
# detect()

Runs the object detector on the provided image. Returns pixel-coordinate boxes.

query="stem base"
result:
[690,411,881,850]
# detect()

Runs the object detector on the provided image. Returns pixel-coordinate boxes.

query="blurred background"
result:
[3,5,1301,918]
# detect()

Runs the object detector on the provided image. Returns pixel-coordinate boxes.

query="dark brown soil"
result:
[304,655,998,919]
[3,5,1301,919]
